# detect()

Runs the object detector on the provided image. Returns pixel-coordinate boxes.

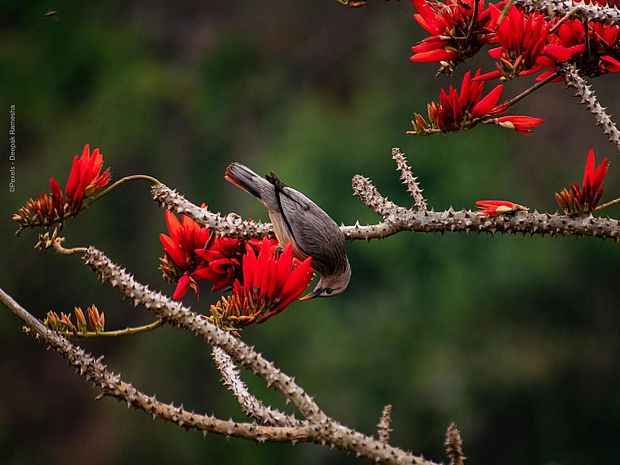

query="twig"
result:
[212,346,302,427]
[445,422,466,465]
[52,319,164,338]
[562,63,620,154]
[377,404,393,443]
[391,148,428,211]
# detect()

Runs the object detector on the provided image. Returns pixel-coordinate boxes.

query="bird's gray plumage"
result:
[225,162,351,298]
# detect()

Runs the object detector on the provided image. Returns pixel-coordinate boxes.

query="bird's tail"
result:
[225,162,271,201]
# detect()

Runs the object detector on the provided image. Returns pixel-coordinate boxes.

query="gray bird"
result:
[225,162,351,299]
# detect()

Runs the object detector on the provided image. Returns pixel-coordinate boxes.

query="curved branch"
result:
[212,346,302,427]
[562,63,620,154]
[77,249,440,464]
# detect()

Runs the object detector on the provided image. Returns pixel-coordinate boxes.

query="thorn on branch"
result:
[445,422,466,465]
[562,62,620,154]
[376,404,393,443]
[391,147,428,211]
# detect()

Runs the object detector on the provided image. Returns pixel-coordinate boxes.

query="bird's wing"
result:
[275,186,346,276]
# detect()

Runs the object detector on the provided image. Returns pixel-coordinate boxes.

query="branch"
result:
[0,287,308,443]
[151,184,274,240]
[212,346,302,427]
[152,181,620,242]
[377,404,393,444]
[445,422,466,465]
[391,148,428,211]
[562,63,620,154]
[78,248,440,464]
[516,0,620,25]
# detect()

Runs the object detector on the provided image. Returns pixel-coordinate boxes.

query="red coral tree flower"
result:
[555,149,610,215]
[410,0,496,72]
[410,69,543,135]
[475,200,529,217]
[209,239,313,334]
[477,6,575,81]
[159,211,213,299]
[65,144,112,213]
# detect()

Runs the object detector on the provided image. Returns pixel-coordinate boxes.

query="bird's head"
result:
[299,262,351,300]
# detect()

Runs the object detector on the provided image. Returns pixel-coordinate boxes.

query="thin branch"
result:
[516,0,620,26]
[391,148,428,211]
[50,319,164,338]
[594,197,620,212]
[562,63,620,154]
[352,175,406,221]
[212,346,302,427]
[377,404,393,444]
[445,422,466,465]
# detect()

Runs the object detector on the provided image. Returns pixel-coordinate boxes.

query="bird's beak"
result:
[299,288,323,301]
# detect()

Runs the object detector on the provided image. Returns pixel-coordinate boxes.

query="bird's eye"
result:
[325,288,333,295]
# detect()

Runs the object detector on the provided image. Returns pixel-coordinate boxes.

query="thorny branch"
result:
[562,63,620,154]
[78,247,440,465]
[516,0,620,26]
[152,150,620,243]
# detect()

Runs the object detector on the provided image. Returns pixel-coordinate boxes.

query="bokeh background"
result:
[2,1,620,464]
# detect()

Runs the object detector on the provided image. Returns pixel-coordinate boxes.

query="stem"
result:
[53,319,164,338]
[549,6,581,34]
[594,197,620,212]
[83,174,161,210]
[504,70,560,108]
[497,0,516,26]
[466,0,479,42]
[52,238,88,256]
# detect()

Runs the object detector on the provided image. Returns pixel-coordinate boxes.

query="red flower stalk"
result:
[476,200,529,217]
[410,0,495,72]
[65,144,112,213]
[477,6,575,81]
[208,239,313,334]
[410,69,542,135]
[555,149,610,215]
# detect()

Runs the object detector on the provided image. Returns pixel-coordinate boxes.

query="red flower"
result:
[485,115,545,134]
[65,144,112,213]
[411,0,495,72]
[209,239,313,333]
[477,6,575,81]
[475,200,529,217]
[159,211,213,299]
[555,149,610,215]
[12,178,66,229]
[410,69,542,135]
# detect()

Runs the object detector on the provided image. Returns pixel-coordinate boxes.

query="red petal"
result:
[471,84,504,117]
[173,275,191,300]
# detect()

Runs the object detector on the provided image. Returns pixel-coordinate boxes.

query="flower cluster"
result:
[555,149,610,215]
[44,305,105,335]
[411,0,620,80]
[209,239,313,335]
[409,0,620,136]
[12,144,111,231]
[411,0,496,72]
[159,211,312,328]
[160,213,313,334]
[409,69,543,134]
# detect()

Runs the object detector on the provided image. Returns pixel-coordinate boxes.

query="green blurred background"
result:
[2,1,620,464]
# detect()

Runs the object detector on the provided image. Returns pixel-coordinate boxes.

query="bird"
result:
[224,162,351,299]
